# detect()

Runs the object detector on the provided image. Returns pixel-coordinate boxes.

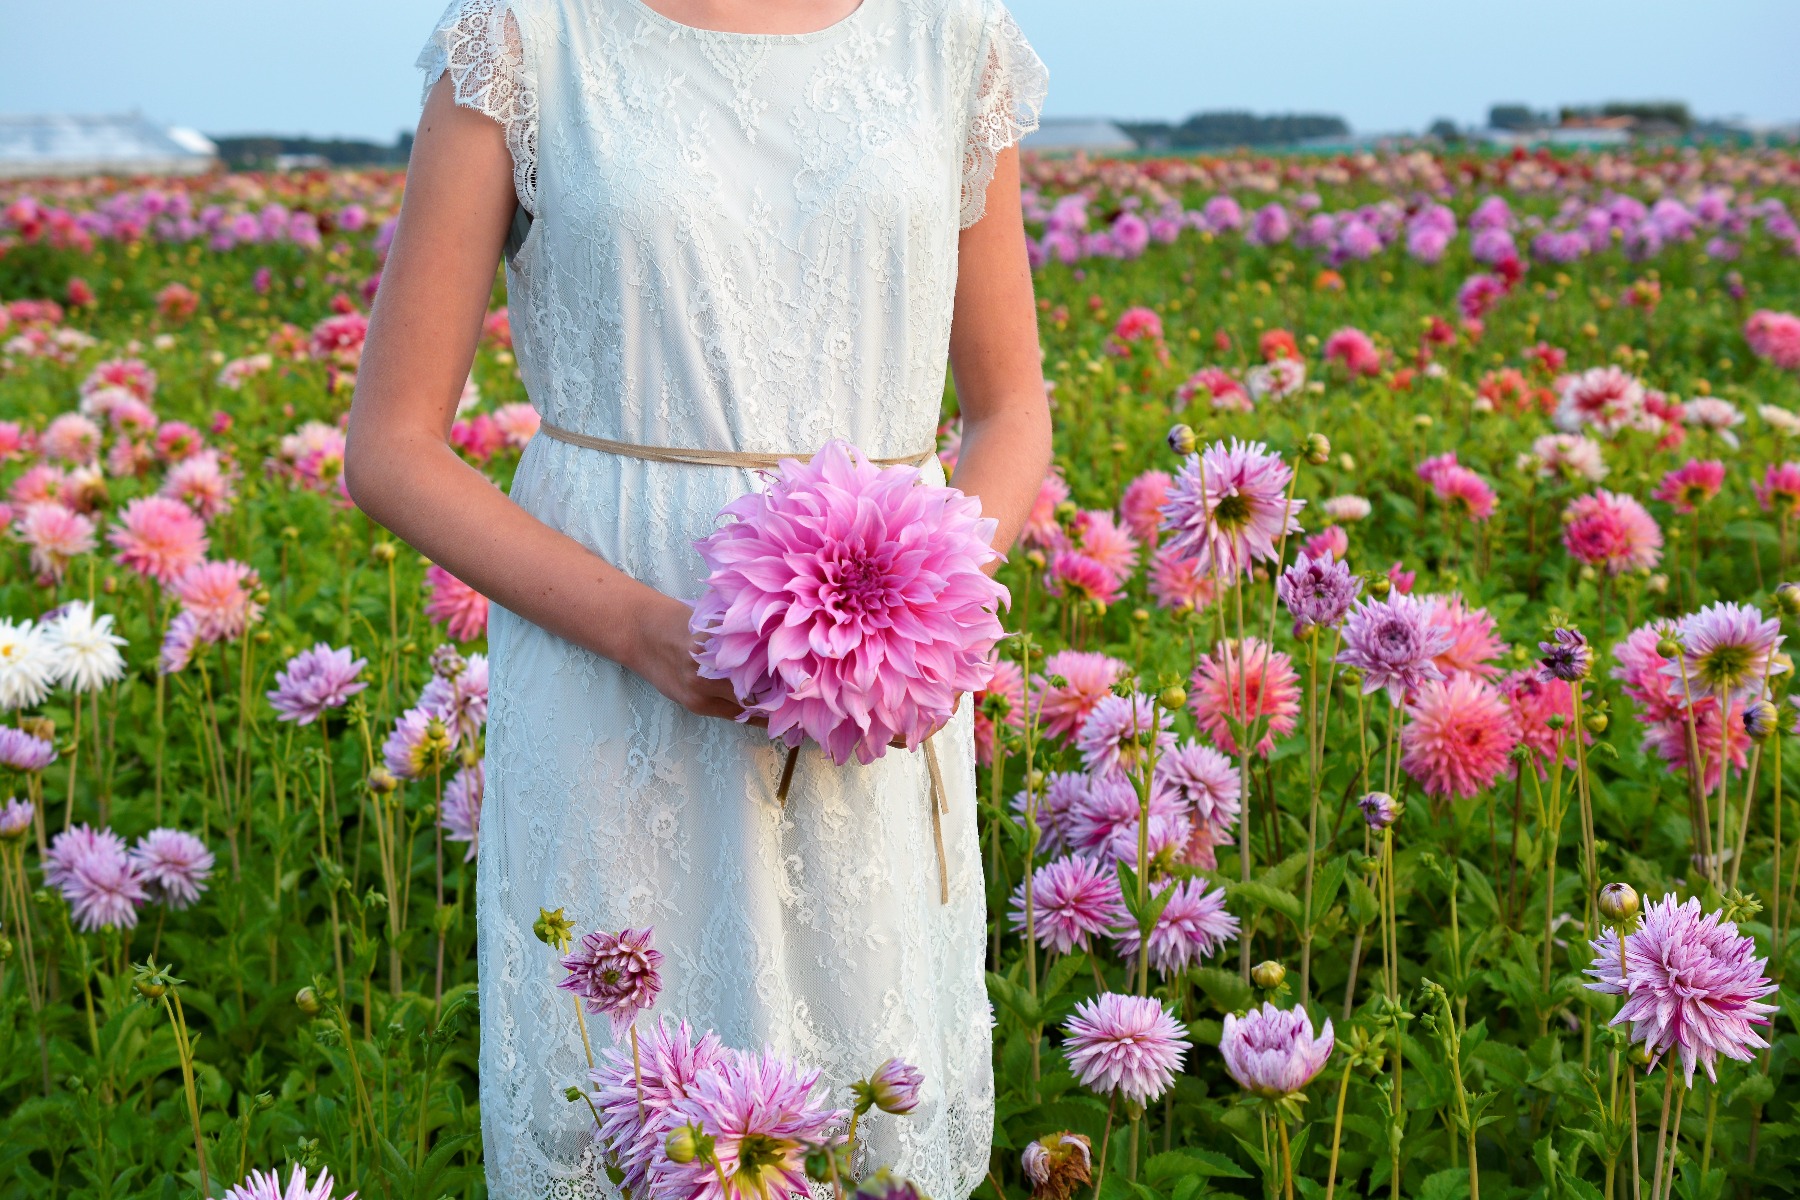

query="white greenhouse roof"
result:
[1023,117,1138,154]
[0,114,219,179]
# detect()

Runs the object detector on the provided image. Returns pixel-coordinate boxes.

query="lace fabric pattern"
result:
[417,1,1046,1196]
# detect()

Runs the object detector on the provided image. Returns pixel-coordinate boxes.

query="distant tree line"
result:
[209,134,414,170]
[1487,102,1693,132]
[1117,111,1350,150]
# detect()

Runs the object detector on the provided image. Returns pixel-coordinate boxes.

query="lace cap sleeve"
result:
[959,1,1048,230]
[417,0,540,216]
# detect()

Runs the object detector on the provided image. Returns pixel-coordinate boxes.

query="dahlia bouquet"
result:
[689,439,1009,773]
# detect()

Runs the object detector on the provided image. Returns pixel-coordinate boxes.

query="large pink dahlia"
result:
[1586,895,1776,1085]
[691,441,1006,765]
[1400,674,1520,798]
[1063,992,1190,1106]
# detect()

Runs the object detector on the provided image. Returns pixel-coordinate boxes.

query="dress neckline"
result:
[619,0,872,43]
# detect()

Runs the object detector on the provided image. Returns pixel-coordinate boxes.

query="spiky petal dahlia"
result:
[1651,459,1726,514]
[1554,365,1648,436]
[129,828,214,909]
[1010,854,1127,954]
[690,441,1007,766]
[1663,601,1787,703]
[1076,693,1174,781]
[1160,439,1304,581]
[663,1047,845,1200]
[1063,992,1190,1106]
[1400,674,1520,798]
[108,495,208,584]
[558,925,664,1040]
[1032,651,1128,744]
[1219,1002,1334,1099]
[423,565,488,643]
[220,1166,354,1200]
[588,1018,730,1196]
[267,643,368,725]
[1277,551,1361,635]
[1110,877,1239,976]
[1188,637,1300,756]
[1586,895,1776,1085]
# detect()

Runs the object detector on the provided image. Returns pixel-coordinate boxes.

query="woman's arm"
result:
[947,144,1054,563]
[344,78,742,720]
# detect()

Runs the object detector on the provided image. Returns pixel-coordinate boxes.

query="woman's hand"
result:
[629,593,749,722]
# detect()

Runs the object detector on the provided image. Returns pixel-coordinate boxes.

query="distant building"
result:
[1023,117,1137,155]
[0,114,218,179]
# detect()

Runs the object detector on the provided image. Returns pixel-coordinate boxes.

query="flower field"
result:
[3,145,1800,1198]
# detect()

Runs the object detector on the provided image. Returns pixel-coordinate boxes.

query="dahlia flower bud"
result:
[1655,636,1682,659]
[1597,882,1640,925]
[1303,432,1331,465]
[371,540,397,564]
[1158,685,1187,711]
[294,986,321,1015]
[367,768,398,795]
[1369,574,1392,598]
[532,906,575,950]
[1166,423,1197,456]
[1778,581,1800,618]
[1537,627,1591,682]
[1359,791,1400,830]
[563,1085,584,1103]
[1584,710,1609,734]
[1746,700,1779,742]
[854,1057,924,1115]
[664,1123,711,1165]
[0,935,12,963]
[1025,548,1047,570]
[1021,1132,1093,1200]
[1251,960,1287,990]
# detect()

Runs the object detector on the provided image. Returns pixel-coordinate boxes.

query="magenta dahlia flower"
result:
[1110,877,1239,976]
[1219,1002,1334,1098]
[1664,601,1786,702]
[1652,459,1726,514]
[1746,309,1800,370]
[1188,637,1300,757]
[170,559,263,642]
[1422,594,1508,679]
[1063,992,1190,1106]
[1562,490,1663,575]
[1044,549,1123,610]
[1070,509,1140,581]
[0,797,34,840]
[1119,470,1172,543]
[1756,462,1800,514]
[129,828,214,909]
[1555,366,1648,436]
[1010,854,1128,954]
[267,643,368,725]
[1499,669,1578,778]
[1337,592,1452,704]
[690,440,1007,766]
[1160,439,1305,581]
[663,1047,845,1200]
[423,564,488,643]
[440,762,483,861]
[1586,895,1776,1085]
[559,925,664,1040]
[588,1017,731,1196]
[1148,547,1216,612]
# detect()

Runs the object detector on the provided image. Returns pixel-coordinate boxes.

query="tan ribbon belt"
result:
[536,417,951,904]
[535,419,937,470]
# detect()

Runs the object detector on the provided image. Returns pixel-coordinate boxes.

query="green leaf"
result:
[1346,872,1381,925]
[1228,878,1303,921]
[1146,1148,1253,1180]
[1189,965,1252,1013]
[986,971,1042,1026]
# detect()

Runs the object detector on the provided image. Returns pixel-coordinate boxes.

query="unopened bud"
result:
[367,768,398,795]
[1778,582,1800,618]
[1655,636,1682,660]
[294,986,321,1015]
[1166,423,1197,456]
[371,541,397,564]
[564,1085,584,1103]
[1158,686,1187,711]
[1251,960,1287,990]
[1584,711,1609,735]
[1369,575,1392,598]
[1744,700,1779,743]
[1597,882,1641,925]
[1303,432,1331,465]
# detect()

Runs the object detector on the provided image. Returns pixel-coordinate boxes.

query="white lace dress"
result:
[416,1,1046,1195]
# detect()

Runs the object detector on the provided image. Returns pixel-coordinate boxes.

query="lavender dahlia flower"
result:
[1219,1002,1334,1098]
[220,1166,353,1200]
[1009,854,1128,954]
[663,1047,845,1200]
[1110,877,1239,976]
[267,643,368,725]
[129,828,214,908]
[1585,894,1777,1085]
[0,797,33,840]
[1160,439,1305,581]
[1662,602,1787,702]
[1277,550,1361,635]
[690,440,1007,766]
[45,823,146,931]
[558,925,664,1040]
[1336,591,1452,704]
[587,1018,730,1196]
[1538,627,1593,683]
[0,725,56,772]
[1062,992,1190,1106]
[1074,693,1174,781]
[854,1056,924,1115]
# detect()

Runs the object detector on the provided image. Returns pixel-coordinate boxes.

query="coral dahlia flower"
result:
[1400,674,1520,798]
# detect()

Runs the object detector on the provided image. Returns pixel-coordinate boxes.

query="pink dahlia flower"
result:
[309,311,369,367]
[45,823,146,931]
[1756,462,1800,514]
[490,402,540,449]
[0,726,56,772]
[1401,674,1520,798]
[1063,992,1189,1106]
[440,762,483,861]
[424,565,489,643]
[1562,490,1663,575]
[1044,549,1122,610]
[1175,366,1252,413]
[1021,470,1072,549]
[1118,471,1172,544]
[1161,439,1304,581]
[81,357,157,403]
[1154,740,1241,839]
[1499,669,1578,779]
[1613,621,1749,792]
[1076,693,1174,781]
[1433,464,1498,521]
[1652,459,1726,514]
[1746,309,1800,370]
[559,925,664,1040]
[1586,895,1776,1085]
[1148,547,1216,612]
[1110,877,1238,976]
[974,657,1026,766]
[41,413,102,465]
[1189,637,1300,757]
[129,828,214,909]
[220,1166,353,1200]
[663,1047,844,1200]
[1010,854,1127,954]
[17,501,95,582]
[9,464,66,507]
[268,643,369,725]
[1033,651,1128,743]
[1664,601,1786,703]
[170,560,263,642]
[109,495,208,584]
[1525,433,1608,483]
[1070,509,1140,581]
[1555,366,1648,437]
[1422,594,1508,679]
[1300,524,1349,563]
[161,449,236,519]
[690,441,1007,765]
[1323,326,1382,377]
[588,1018,730,1196]
[1220,1002,1334,1098]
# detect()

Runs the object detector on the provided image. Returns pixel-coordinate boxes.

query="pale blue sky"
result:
[2,0,1795,142]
